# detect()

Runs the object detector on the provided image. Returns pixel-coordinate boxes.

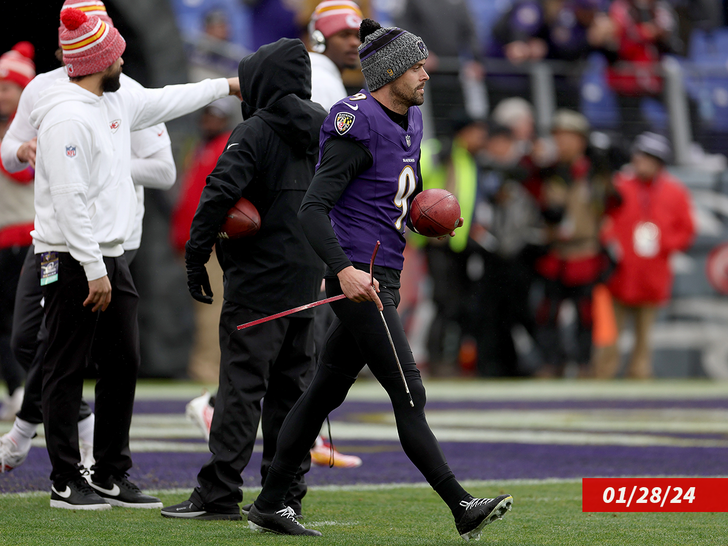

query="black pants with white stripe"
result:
[190,300,315,514]
[38,252,140,485]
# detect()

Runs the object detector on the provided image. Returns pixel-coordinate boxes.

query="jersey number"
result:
[394,165,416,230]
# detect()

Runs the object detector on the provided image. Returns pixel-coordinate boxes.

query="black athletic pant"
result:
[190,300,315,513]
[12,246,92,425]
[39,252,140,485]
[0,245,28,396]
[256,276,466,513]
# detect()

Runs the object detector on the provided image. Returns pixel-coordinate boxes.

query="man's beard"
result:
[391,80,424,108]
[101,70,121,93]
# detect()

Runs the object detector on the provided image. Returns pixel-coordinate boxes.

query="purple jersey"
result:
[319,91,423,271]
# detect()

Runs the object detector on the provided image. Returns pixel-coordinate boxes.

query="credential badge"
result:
[334,111,355,136]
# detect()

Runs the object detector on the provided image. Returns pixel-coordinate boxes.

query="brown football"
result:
[410,189,461,237]
[218,197,261,239]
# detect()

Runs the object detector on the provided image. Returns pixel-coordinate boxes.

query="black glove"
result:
[185,242,213,304]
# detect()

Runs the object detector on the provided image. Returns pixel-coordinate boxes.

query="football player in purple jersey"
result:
[246,19,513,540]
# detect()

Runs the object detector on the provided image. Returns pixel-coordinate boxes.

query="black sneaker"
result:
[161,500,242,520]
[247,504,321,536]
[455,494,513,541]
[50,476,111,511]
[243,502,303,520]
[89,473,163,509]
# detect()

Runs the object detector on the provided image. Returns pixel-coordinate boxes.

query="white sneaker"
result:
[0,387,24,421]
[0,433,29,473]
[185,390,213,441]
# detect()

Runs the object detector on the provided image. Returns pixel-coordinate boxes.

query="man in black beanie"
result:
[246,19,513,540]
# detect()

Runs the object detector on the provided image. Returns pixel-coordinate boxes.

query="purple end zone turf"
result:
[2,397,727,494]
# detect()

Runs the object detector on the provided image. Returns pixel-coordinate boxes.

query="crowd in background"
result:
[0,0,723,414]
[164,0,712,380]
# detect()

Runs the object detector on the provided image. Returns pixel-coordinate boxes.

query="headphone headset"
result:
[310,26,326,53]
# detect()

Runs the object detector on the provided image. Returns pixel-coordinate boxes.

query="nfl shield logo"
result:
[334,112,355,136]
[65,145,76,158]
[405,135,411,148]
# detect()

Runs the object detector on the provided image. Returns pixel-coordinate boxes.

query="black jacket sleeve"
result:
[187,125,258,258]
[298,137,373,274]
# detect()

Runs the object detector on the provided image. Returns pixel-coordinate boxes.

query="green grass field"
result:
[1,480,725,546]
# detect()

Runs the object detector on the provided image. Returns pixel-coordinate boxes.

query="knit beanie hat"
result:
[310,1,363,39]
[358,19,428,92]
[0,42,36,89]
[632,132,672,164]
[60,8,125,78]
[61,0,113,26]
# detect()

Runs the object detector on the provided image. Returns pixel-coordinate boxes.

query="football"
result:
[218,197,261,239]
[410,189,461,237]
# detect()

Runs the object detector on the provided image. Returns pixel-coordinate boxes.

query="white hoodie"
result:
[30,77,229,281]
[2,68,176,253]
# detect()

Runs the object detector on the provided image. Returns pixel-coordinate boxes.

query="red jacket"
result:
[170,131,231,253]
[0,140,35,249]
[603,168,695,305]
[606,0,675,96]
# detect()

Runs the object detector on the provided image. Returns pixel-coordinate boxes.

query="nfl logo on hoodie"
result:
[65,145,77,158]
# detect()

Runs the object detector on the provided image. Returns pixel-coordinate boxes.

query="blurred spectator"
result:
[188,8,242,82]
[593,0,689,143]
[170,99,235,382]
[0,42,35,419]
[417,114,487,375]
[393,0,486,137]
[488,0,609,109]
[530,110,614,377]
[470,122,542,376]
[594,132,695,378]
[491,97,537,156]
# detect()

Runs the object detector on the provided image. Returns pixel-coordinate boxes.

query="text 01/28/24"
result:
[582,478,728,512]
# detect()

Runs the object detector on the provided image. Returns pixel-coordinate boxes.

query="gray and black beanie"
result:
[358,18,428,92]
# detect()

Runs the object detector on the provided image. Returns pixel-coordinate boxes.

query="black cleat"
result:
[161,499,242,520]
[247,504,321,536]
[455,494,513,541]
[89,473,163,509]
[243,502,303,520]
[50,476,110,511]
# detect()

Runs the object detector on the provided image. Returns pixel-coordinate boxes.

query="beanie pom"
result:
[12,41,35,61]
[359,18,381,43]
[61,8,88,31]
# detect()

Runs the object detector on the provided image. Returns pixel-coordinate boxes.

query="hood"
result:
[29,78,99,129]
[239,38,311,110]
[238,38,326,154]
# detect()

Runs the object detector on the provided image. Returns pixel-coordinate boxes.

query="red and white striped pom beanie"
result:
[61,0,113,26]
[60,8,125,77]
[0,42,36,89]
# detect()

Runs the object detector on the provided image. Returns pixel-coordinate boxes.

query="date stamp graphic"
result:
[582,478,728,512]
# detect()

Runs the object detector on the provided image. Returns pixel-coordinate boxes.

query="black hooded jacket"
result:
[188,38,327,314]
